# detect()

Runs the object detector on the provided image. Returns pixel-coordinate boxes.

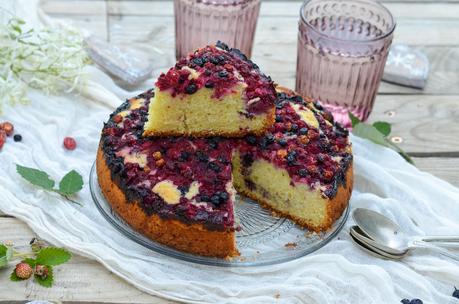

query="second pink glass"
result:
[174,0,261,60]
[296,0,395,126]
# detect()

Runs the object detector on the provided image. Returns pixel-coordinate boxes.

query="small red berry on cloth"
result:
[0,122,14,136]
[63,137,77,150]
[34,264,49,279]
[15,262,33,279]
[0,130,6,149]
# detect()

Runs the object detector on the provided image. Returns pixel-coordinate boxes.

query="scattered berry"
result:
[205,81,214,88]
[63,137,77,150]
[0,122,14,136]
[13,134,22,142]
[453,287,459,299]
[218,70,228,78]
[0,130,6,149]
[410,300,423,304]
[299,127,308,135]
[15,262,33,279]
[34,264,49,279]
[401,300,410,304]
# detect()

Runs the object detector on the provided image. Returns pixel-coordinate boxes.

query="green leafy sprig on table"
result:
[1,240,71,288]
[349,113,414,165]
[0,17,90,113]
[16,164,84,205]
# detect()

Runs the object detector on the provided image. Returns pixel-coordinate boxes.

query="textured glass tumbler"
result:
[296,0,395,126]
[174,0,260,60]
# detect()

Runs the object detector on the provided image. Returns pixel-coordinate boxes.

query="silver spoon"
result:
[350,226,404,260]
[353,208,459,262]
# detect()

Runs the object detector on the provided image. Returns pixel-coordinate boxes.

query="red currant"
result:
[63,137,77,150]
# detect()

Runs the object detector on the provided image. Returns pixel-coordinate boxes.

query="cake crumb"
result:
[284,242,297,249]
[274,292,280,299]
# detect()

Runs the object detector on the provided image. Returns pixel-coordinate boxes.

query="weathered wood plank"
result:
[107,1,459,19]
[0,218,174,303]
[369,95,459,154]
[40,0,108,40]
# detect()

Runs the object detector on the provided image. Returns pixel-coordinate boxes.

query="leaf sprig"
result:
[349,113,414,165]
[16,164,84,205]
[1,240,71,288]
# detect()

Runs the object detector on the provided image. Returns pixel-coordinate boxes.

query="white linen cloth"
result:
[1,2,459,303]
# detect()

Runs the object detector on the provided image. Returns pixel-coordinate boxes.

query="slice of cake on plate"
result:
[143,41,277,138]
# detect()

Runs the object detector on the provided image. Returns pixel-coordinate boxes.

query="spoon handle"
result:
[413,241,459,262]
[421,236,459,243]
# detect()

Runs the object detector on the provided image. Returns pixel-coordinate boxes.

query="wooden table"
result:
[1,0,459,302]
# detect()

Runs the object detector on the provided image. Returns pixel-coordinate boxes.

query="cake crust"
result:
[96,147,239,258]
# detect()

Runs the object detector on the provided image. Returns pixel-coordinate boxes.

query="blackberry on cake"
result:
[143,41,277,138]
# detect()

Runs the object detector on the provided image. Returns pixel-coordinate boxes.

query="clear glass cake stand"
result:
[89,163,349,267]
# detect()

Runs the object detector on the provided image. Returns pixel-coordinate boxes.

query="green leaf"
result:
[0,244,13,269]
[372,121,392,136]
[16,165,55,190]
[10,271,24,281]
[387,141,416,165]
[348,112,361,127]
[23,258,36,267]
[36,247,71,266]
[58,170,83,196]
[34,266,53,288]
[352,123,391,147]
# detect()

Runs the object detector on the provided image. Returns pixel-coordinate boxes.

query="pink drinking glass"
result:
[296,0,395,126]
[174,0,261,60]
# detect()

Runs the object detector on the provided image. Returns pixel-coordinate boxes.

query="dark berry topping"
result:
[299,127,308,135]
[246,135,257,145]
[208,161,221,172]
[211,194,221,205]
[196,151,209,162]
[185,84,198,94]
[218,70,228,78]
[278,138,287,146]
[13,134,22,142]
[205,81,214,88]
[275,114,282,122]
[298,169,308,177]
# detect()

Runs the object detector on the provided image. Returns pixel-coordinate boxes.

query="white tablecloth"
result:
[1,2,459,303]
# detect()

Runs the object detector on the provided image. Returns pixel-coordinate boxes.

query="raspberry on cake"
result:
[143,41,276,138]
[232,87,353,232]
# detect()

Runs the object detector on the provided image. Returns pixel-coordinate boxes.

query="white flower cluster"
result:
[0,18,90,113]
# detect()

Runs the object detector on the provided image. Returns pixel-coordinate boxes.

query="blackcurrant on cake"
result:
[143,42,276,138]
[97,87,353,258]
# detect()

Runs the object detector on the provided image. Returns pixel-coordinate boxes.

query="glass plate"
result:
[89,163,349,267]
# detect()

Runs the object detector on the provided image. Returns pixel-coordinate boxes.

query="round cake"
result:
[97,87,353,258]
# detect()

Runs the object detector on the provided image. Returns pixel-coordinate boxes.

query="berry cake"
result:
[97,88,352,258]
[143,42,276,138]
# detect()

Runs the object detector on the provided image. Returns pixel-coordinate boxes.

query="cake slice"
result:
[143,42,276,138]
[233,87,353,232]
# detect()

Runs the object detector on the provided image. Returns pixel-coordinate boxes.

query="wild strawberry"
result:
[34,264,49,279]
[15,262,33,279]
[63,137,77,150]
[0,122,14,136]
[113,114,123,123]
